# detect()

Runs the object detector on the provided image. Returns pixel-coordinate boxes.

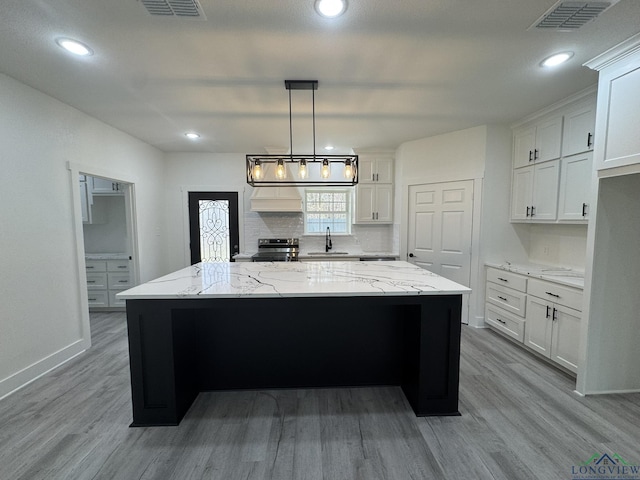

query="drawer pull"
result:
[118,280,128,283]
[497,277,508,282]
[545,291,560,298]
[117,266,127,269]
[89,298,97,301]
[497,295,508,302]
[87,280,96,284]
[86,266,95,269]
[496,318,506,325]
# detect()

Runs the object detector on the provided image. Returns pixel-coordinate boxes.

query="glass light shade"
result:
[321,159,331,179]
[252,160,263,180]
[315,0,347,18]
[276,159,286,179]
[343,159,354,179]
[298,159,308,179]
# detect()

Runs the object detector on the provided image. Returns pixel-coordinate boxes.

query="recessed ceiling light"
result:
[55,38,93,56]
[541,52,574,68]
[315,0,347,18]
[185,132,200,139]
[324,145,335,151]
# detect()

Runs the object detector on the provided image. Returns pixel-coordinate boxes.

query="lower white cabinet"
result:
[85,258,130,308]
[485,267,583,374]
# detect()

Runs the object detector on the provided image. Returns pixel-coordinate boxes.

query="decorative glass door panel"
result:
[188,192,239,264]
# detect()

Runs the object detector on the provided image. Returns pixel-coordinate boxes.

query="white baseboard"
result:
[0,339,88,401]
[581,387,640,395]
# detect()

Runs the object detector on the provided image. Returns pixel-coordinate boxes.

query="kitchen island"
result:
[118,261,471,426]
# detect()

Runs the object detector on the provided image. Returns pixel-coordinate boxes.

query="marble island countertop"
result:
[486,261,585,289]
[118,260,470,300]
[233,251,399,261]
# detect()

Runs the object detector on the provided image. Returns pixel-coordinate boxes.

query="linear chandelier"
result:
[246,80,358,187]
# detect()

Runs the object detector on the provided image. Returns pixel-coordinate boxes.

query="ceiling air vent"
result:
[140,0,206,19]
[530,1,620,31]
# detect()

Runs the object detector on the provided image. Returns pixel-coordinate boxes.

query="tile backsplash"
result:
[243,211,395,253]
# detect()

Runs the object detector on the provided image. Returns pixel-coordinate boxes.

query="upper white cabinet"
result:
[359,156,393,184]
[92,177,124,195]
[562,102,596,157]
[558,153,593,221]
[511,89,596,224]
[585,34,640,175]
[511,161,560,221]
[513,116,563,169]
[353,153,394,224]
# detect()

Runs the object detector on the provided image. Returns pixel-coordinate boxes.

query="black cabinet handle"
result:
[530,206,535,217]
[587,132,593,148]
[529,150,533,162]
[496,318,507,325]
[582,203,588,217]
[552,307,558,321]
[545,291,560,298]
[497,277,508,282]
[546,305,551,318]
[526,206,530,217]
[534,149,539,160]
[497,295,508,302]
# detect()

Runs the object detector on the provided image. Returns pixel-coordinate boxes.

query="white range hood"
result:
[250,186,303,212]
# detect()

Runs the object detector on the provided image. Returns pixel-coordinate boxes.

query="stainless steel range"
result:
[251,238,299,262]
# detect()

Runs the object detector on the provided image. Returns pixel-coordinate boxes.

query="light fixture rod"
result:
[312,88,316,160]
[289,87,293,162]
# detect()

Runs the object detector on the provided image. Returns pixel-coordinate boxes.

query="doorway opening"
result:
[188,192,240,264]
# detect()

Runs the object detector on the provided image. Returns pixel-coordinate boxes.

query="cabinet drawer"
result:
[87,291,108,307]
[485,303,525,343]
[486,268,527,292]
[107,260,129,272]
[109,290,126,307]
[528,278,583,311]
[486,282,527,317]
[86,272,107,290]
[108,273,131,289]
[85,260,107,272]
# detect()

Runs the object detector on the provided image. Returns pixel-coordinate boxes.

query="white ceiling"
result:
[2,0,640,155]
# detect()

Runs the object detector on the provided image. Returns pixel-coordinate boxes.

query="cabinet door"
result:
[524,296,553,358]
[354,184,376,222]
[550,304,581,373]
[358,158,375,184]
[513,127,536,169]
[597,64,640,171]
[531,160,560,221]
[374,184,393,222]
[558,153,593,221]
[511,166,534,221]
[375,158,394,183]
[563,104,596,157]
[535,116,563,163]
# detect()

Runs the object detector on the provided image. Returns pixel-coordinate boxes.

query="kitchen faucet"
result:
[325,227,332,252]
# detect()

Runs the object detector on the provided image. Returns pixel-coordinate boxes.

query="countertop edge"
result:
[485,262,584,289]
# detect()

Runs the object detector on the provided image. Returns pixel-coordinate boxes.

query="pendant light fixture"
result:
[247,80,358,187]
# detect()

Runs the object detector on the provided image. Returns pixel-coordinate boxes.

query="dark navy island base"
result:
[125,294,462,426]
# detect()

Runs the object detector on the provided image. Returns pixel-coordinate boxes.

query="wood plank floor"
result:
[1,312,639,480]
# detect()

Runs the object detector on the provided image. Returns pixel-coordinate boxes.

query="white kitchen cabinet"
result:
[91,176,124,195]
[586,38,640,174]
[511,160,560,222]
[562,101,596,157]
[358,156,393,184]
[354,183,393,224]
[85,258,130,308]
[485,267,583,374]
[484,267,527,343]
[525,284,582,374]
[512,116,563,169]
[558,153,593,221]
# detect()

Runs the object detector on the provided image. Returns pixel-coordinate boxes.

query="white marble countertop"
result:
[486,261,585,289]
[85,253,129,260]
[118,261,471,300]
[232,251,400,260]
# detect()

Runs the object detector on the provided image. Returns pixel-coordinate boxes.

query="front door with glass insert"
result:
[188,192,240,264]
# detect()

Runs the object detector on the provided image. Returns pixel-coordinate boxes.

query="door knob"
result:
[409,253,414,258]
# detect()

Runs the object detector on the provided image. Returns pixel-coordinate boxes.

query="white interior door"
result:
[407,180,473,323]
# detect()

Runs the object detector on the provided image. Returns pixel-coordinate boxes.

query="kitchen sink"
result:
[307,251,350,255]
